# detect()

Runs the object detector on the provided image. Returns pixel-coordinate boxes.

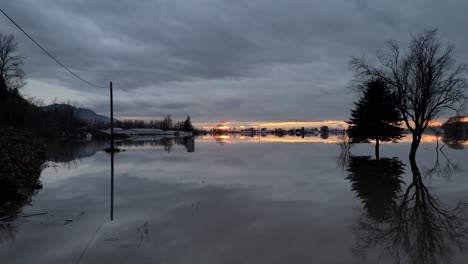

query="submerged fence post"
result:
[110,81,114,221]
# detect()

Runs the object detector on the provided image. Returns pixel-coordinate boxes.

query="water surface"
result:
[1,135,467,263]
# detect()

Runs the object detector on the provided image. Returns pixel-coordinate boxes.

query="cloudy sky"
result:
[1,0,467,127]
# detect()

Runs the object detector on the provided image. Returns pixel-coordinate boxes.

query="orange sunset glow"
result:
[213,121,231,130]
[198,120,348,130]
[196,117,463,130]
[201,134,468,145]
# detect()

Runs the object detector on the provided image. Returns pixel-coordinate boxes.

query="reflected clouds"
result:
[349,156,468,263]
[1,135,468,263]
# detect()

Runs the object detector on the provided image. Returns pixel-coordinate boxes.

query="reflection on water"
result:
[349,156,468,263]
[425,147,462,179]
[0,136,195,241]
[116,137,195,153]
[443,136,466,150]
[204,133,468,147]
[205,133,344,144]
[45,139,108,163]
[1,134,468,263]
[347,156,405,222]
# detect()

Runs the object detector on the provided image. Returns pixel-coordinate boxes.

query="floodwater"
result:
[1,134,468,264]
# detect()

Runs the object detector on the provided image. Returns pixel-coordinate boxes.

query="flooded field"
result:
[1,135,468,263]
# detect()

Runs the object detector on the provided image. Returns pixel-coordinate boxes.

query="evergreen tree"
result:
[348,79,405,159]
[183,115,194,132]
[161,115,173,130]
[350,29,467,160]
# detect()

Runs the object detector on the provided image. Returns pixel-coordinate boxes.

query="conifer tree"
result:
[348,79,405,159]
[183,115,194,132]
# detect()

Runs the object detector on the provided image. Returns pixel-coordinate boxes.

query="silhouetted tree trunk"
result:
[350,29,468,160]
[375,139,380,160]
[409,134,421,163]
[348,79,404,158]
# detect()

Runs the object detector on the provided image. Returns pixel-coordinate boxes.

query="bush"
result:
[0,128,47,217]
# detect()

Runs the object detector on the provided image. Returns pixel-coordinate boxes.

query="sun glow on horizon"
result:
[213,121,232,130]
[199,134,468,145]
[198,120,348,130]
[196,116,467,130]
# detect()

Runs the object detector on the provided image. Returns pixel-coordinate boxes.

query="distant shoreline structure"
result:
[196,120,349,130]
[194,118,462,131]
[102,128,193,137]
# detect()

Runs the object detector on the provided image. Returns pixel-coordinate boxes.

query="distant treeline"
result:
[0,81,88,138]
[441,116,468,149]
[118,115,195,131]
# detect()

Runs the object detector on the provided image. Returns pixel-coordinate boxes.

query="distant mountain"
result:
[41,104,117,124]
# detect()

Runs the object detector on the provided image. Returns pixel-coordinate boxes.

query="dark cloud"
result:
[0,0,467,122]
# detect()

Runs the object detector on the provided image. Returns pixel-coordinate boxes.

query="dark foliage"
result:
[350,29,468,159]
[348,79,405,158]
[320,126,329,139]
[0,82,87,138]
[346,156,405,222]
[118,115,195,131]
[0,129,47,217]
[353,159,468,264]
[183,115,194,132]
[442,116,468,150]
[0,34,87,138]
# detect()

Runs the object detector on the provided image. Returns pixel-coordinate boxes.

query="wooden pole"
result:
[110,81,114,221]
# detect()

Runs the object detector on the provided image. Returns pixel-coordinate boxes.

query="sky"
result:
[1,0,467,127]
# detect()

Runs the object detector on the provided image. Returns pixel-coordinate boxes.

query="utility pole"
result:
[110,81,114,150]
[110,81,114,221]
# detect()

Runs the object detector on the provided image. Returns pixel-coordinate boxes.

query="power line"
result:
[0,8,107,89]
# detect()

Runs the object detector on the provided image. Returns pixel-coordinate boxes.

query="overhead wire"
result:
[1,9,111,264]
[0,7,107,89]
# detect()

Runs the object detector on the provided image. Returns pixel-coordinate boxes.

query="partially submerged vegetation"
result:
[350,29,467,159]
[0,128,47,217]
[347,78,405,160]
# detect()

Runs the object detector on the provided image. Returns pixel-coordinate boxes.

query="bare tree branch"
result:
[349,29,468,159]
[0,33,25,91]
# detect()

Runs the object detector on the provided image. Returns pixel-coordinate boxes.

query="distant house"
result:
[85,132,93,141]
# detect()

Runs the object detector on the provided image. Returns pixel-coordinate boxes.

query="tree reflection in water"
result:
[425,147,462,180]
[348,156,468,263]
[117,137,195,153]
[347,156,405,222]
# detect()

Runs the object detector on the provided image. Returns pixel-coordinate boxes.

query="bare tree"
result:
[0,33,24,91]
[350,29,468,160]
